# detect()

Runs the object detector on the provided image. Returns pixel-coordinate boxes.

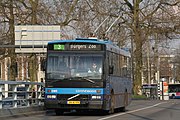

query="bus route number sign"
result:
[54,44,65,50]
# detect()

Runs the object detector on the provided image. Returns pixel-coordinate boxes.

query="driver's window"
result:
[88,57,102,73]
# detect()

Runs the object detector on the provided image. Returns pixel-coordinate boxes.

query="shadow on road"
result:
[45,109,128,117]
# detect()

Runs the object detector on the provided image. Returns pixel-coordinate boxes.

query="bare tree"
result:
[0,0,16,80]
[121,0,180,94]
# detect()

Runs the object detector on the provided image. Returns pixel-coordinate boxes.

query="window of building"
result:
[15,62,18,77]
[25,62,30,79]
[27,62,30,78]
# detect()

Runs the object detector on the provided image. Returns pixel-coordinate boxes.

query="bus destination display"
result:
[53,44,102,51]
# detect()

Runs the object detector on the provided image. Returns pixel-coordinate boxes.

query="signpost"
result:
[160,78,169,100]
[15,25,61,53]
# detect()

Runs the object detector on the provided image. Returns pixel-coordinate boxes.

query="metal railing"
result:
[0,80,44,109]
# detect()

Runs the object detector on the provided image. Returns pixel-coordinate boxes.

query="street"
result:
[6,99,180,120]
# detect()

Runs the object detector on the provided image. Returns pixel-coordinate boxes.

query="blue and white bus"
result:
[169,84,180,99]
[44,38,132,115]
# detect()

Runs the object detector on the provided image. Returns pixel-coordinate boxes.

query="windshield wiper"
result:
[83,77,96,84]
[73,77,96,84]
[48,76,96,85]
[49,78,69,84]
[48,79,61,84]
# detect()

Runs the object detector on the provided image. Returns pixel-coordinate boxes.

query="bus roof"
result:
[48,38,111,44]
[48,38,131,57]
[169,83,180,85]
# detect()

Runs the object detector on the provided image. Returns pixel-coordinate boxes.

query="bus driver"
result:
[88,63,102,73]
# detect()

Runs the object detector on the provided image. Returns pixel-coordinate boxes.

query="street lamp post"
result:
[162,81,164,100]
[161,78,165,100]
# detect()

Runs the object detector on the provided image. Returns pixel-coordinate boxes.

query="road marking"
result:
[98,102,166,120]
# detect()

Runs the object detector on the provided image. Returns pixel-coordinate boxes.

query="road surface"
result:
[6,99,180,120]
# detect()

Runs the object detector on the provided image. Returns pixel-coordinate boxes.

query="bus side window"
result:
[108,52,114,75]
[109,65,114,74]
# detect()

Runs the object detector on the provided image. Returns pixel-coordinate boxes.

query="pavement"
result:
[0,106,45,120]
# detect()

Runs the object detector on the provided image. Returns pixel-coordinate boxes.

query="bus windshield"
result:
[168,84,180,99]
[47,52,103,80]
[169,84,180,93]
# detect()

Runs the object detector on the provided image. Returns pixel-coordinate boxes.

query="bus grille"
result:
[57,94,89,108]
[57,94,89,101]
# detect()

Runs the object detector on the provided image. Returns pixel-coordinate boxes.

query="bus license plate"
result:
[67,101,80,104]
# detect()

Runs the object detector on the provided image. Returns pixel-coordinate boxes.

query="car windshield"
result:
[47,53,103,80]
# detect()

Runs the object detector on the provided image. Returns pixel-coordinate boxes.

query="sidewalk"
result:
[0,106,45,120]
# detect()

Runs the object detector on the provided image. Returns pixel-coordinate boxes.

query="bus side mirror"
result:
[41,59,46,71]
[109,65,114,74]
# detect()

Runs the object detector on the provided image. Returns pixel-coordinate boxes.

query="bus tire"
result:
[109,92,115,114]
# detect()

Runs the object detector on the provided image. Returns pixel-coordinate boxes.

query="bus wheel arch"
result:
[121,88,128,112]
[125,88,128,105]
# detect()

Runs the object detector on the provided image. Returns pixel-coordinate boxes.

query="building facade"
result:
[0,55,45,82]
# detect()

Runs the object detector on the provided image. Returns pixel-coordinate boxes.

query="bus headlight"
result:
[91,95,101,99]
[46,95,57,99]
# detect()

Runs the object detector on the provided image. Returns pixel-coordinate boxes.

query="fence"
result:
[0,80,44,109]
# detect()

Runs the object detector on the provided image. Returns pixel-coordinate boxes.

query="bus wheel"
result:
[109,92,115,114]
[55,109,64,115]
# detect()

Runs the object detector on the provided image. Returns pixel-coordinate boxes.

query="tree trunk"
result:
[9,0,16,81]
[29,54,38,82]
[28,0,39,82]
[132,0,143,94]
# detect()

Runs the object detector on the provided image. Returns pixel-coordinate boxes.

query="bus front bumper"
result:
[45,100,103,110]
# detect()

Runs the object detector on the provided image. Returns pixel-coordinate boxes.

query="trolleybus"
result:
[44,38,132,115]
